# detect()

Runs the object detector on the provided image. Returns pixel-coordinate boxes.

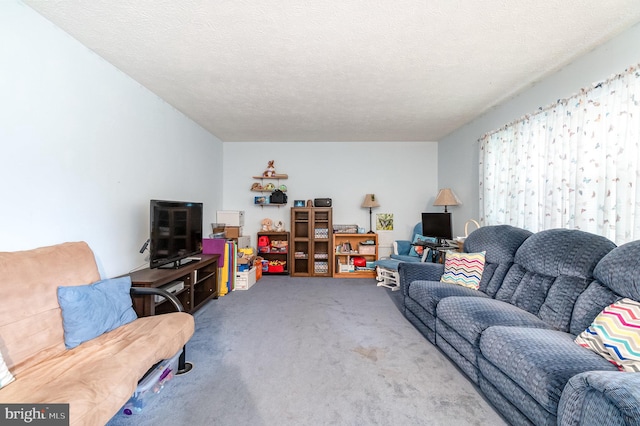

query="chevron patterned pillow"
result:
[440,251,485,290]
[575,298,640,372]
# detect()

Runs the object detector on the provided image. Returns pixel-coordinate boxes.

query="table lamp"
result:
[433,188,460,213]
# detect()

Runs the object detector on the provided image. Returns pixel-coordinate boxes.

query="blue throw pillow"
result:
[408,234,438,257]
[57,276,138,349]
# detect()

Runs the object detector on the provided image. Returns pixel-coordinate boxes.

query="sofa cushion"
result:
[435,297,554,379]
[58,276,138,349]
[440,251,485,290]
[0,312,194,426]
[512,229,615,280]
[0,242,101,375]
[406,280,490,343]
[570,281,622,336]
[479,326,617,417]
[494,228,615,332]
[0,351,14,389]
[464,225,532,296]
[570,240,640,335]
[575,298,640,372]
[390,253,423,263]
[558,370,640,426]
[409,280,489,317]
[374,258,402,271]
[593,240,640,300]
[394,240,412,256]
[437,297,553,348]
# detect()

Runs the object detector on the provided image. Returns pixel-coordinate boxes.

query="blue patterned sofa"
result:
[399,225,640,425]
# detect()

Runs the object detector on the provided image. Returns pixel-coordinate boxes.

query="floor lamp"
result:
[361,194,380,234]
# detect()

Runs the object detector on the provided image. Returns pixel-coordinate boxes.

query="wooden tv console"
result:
[128,254,219,317]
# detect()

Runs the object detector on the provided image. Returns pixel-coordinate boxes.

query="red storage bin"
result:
[268,265,284,273]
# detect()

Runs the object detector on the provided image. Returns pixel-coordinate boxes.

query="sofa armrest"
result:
[394,240,412,256]
[558,370,640,426]
[398,262,445,296]
[130,287,185,313]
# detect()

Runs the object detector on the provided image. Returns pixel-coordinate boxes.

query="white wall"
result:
[439,22,640,237]
[0,1,223,277]
[222,142,439,254]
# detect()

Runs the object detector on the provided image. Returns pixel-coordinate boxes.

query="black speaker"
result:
[314,198,332,207]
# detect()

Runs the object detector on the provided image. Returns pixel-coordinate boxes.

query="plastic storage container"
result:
[121,351,181,415]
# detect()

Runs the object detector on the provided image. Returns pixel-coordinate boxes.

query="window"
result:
[479,64,640,244]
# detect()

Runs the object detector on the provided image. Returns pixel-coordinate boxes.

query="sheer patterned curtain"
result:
[479,64,640,244]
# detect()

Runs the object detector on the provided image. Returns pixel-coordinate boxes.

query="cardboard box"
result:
[216,210,245,227]
[225,226,243,239]
[237,253,255,264]
[235,267,257,290]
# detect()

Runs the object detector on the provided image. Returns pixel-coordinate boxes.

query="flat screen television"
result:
[421,212,453,246]
[150,200,203,269]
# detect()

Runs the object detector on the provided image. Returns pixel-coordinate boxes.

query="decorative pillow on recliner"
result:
[440,251,485,290]
[575,298,640,372]
[57,276,138,349]
[408,234,438,257]
[0,351,15,389]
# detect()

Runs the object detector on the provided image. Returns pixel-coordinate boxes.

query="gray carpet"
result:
[108,276,506,426]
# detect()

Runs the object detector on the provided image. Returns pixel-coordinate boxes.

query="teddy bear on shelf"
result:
[274,220,284,232]
[261,218,273,232]
[263,160,276,178]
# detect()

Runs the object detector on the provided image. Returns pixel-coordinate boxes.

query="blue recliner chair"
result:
[375,223,435,290]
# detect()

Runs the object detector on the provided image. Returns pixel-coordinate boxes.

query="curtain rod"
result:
[478,62,640,142]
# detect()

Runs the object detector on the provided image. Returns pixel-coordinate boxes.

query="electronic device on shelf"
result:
[421,212,453,247]
[149,199,203,269]
[154,280,185,303]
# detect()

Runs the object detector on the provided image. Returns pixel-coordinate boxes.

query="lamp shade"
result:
[361,194,380,208]
[433,188,460,211]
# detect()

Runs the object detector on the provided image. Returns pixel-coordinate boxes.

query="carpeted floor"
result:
[108,276,507,426]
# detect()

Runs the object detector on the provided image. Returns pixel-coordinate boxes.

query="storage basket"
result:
[333,224,358,234]
[211,223,225,234]
[358,244,376,255]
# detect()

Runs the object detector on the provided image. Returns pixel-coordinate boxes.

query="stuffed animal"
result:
[251,182,263,191]
[263,160,276,177]
[274,220,284,232]
[261,218,273,231]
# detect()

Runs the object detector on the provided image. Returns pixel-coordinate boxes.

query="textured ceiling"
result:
[23,1,640,142]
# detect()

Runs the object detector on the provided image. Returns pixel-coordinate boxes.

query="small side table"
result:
[412,242,459,263]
